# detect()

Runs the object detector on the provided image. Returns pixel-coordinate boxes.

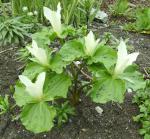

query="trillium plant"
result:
[14,3,145,133]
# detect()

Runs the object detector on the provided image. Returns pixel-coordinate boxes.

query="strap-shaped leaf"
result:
[88,45,117,69]
[21,102,56,133]
[59,40,85,62]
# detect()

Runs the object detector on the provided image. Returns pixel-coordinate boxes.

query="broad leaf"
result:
[44,73,72,100]
[22,62,46,80]
[21,102,56,133]
[88,45,117,69]
[14,82,35,107]
[88,63,111,79]
[120,66,146,91]
[32,28,53,47]
[90,77,126,103]
[59,40,85,62]
[50,54,69,74]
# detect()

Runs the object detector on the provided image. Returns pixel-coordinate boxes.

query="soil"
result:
[0,1,150,138]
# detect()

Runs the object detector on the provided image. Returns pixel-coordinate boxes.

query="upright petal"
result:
[117,40,128,64]
[32,40,38,49]
[43,3,62,36]
[84,31,100,56]
[27,40,49,66]
[34,47,49,66]
[19,75,33,87]
[125,52,139,68]
[35,72,46,96]
[114,40,139,75]
[18,72,46,99]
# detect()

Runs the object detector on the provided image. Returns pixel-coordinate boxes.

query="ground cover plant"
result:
[0,17,30,46]
[124,7,150,34]
[133,80,150,139]
[11,3,145,133]
[109,0,131,16]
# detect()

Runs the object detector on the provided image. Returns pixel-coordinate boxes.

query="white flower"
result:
[114,40,139,75]
[19,72,46,99]
[33,11,38,15]
[43,3,62,36]
[27,40,49,66]
[27,12,33,16]
[84,31,100,56]
[22,6,28,12]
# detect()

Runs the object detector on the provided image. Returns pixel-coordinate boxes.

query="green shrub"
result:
[124,8,150,33]
[109,0,130,16]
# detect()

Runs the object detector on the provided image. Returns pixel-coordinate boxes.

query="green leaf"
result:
[120,65,146,91]
[59,40,85,62]
[90,77,126,103]
[21,102,56,133]
[144,134,150,139]
[43,73,72,100]
[32,28,51,47]
[22,62,46,80]
[88,63,111,79]
[14,82,34,107]
[88,45,117,69]
[50,54,69,74]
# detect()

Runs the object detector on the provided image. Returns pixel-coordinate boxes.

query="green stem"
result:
[59,38,65,46]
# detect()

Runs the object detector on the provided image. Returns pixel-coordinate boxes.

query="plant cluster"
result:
[12,3,145,133]
[109,0,131,16]
[124,7,150,34]
[11,0,100,26]
[133,80,150,139]
[0,17,30,46]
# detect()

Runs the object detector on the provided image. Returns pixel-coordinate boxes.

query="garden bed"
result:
[0,21,149,139]
[0,0,150,139]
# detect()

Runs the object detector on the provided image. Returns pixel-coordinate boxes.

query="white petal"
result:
[117,40,128,63]
[35,72,46,92]
[85,31,100,56]
[43,3,62,36]
[32,40,38,49]
[27,40,49,66]
[19,72,46,99]
[114,40,139,75]
[43,7,51,22]
[126,52,139,67]
[19,75,33,87]
[34,48,48,65]
[57,2,61,14]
